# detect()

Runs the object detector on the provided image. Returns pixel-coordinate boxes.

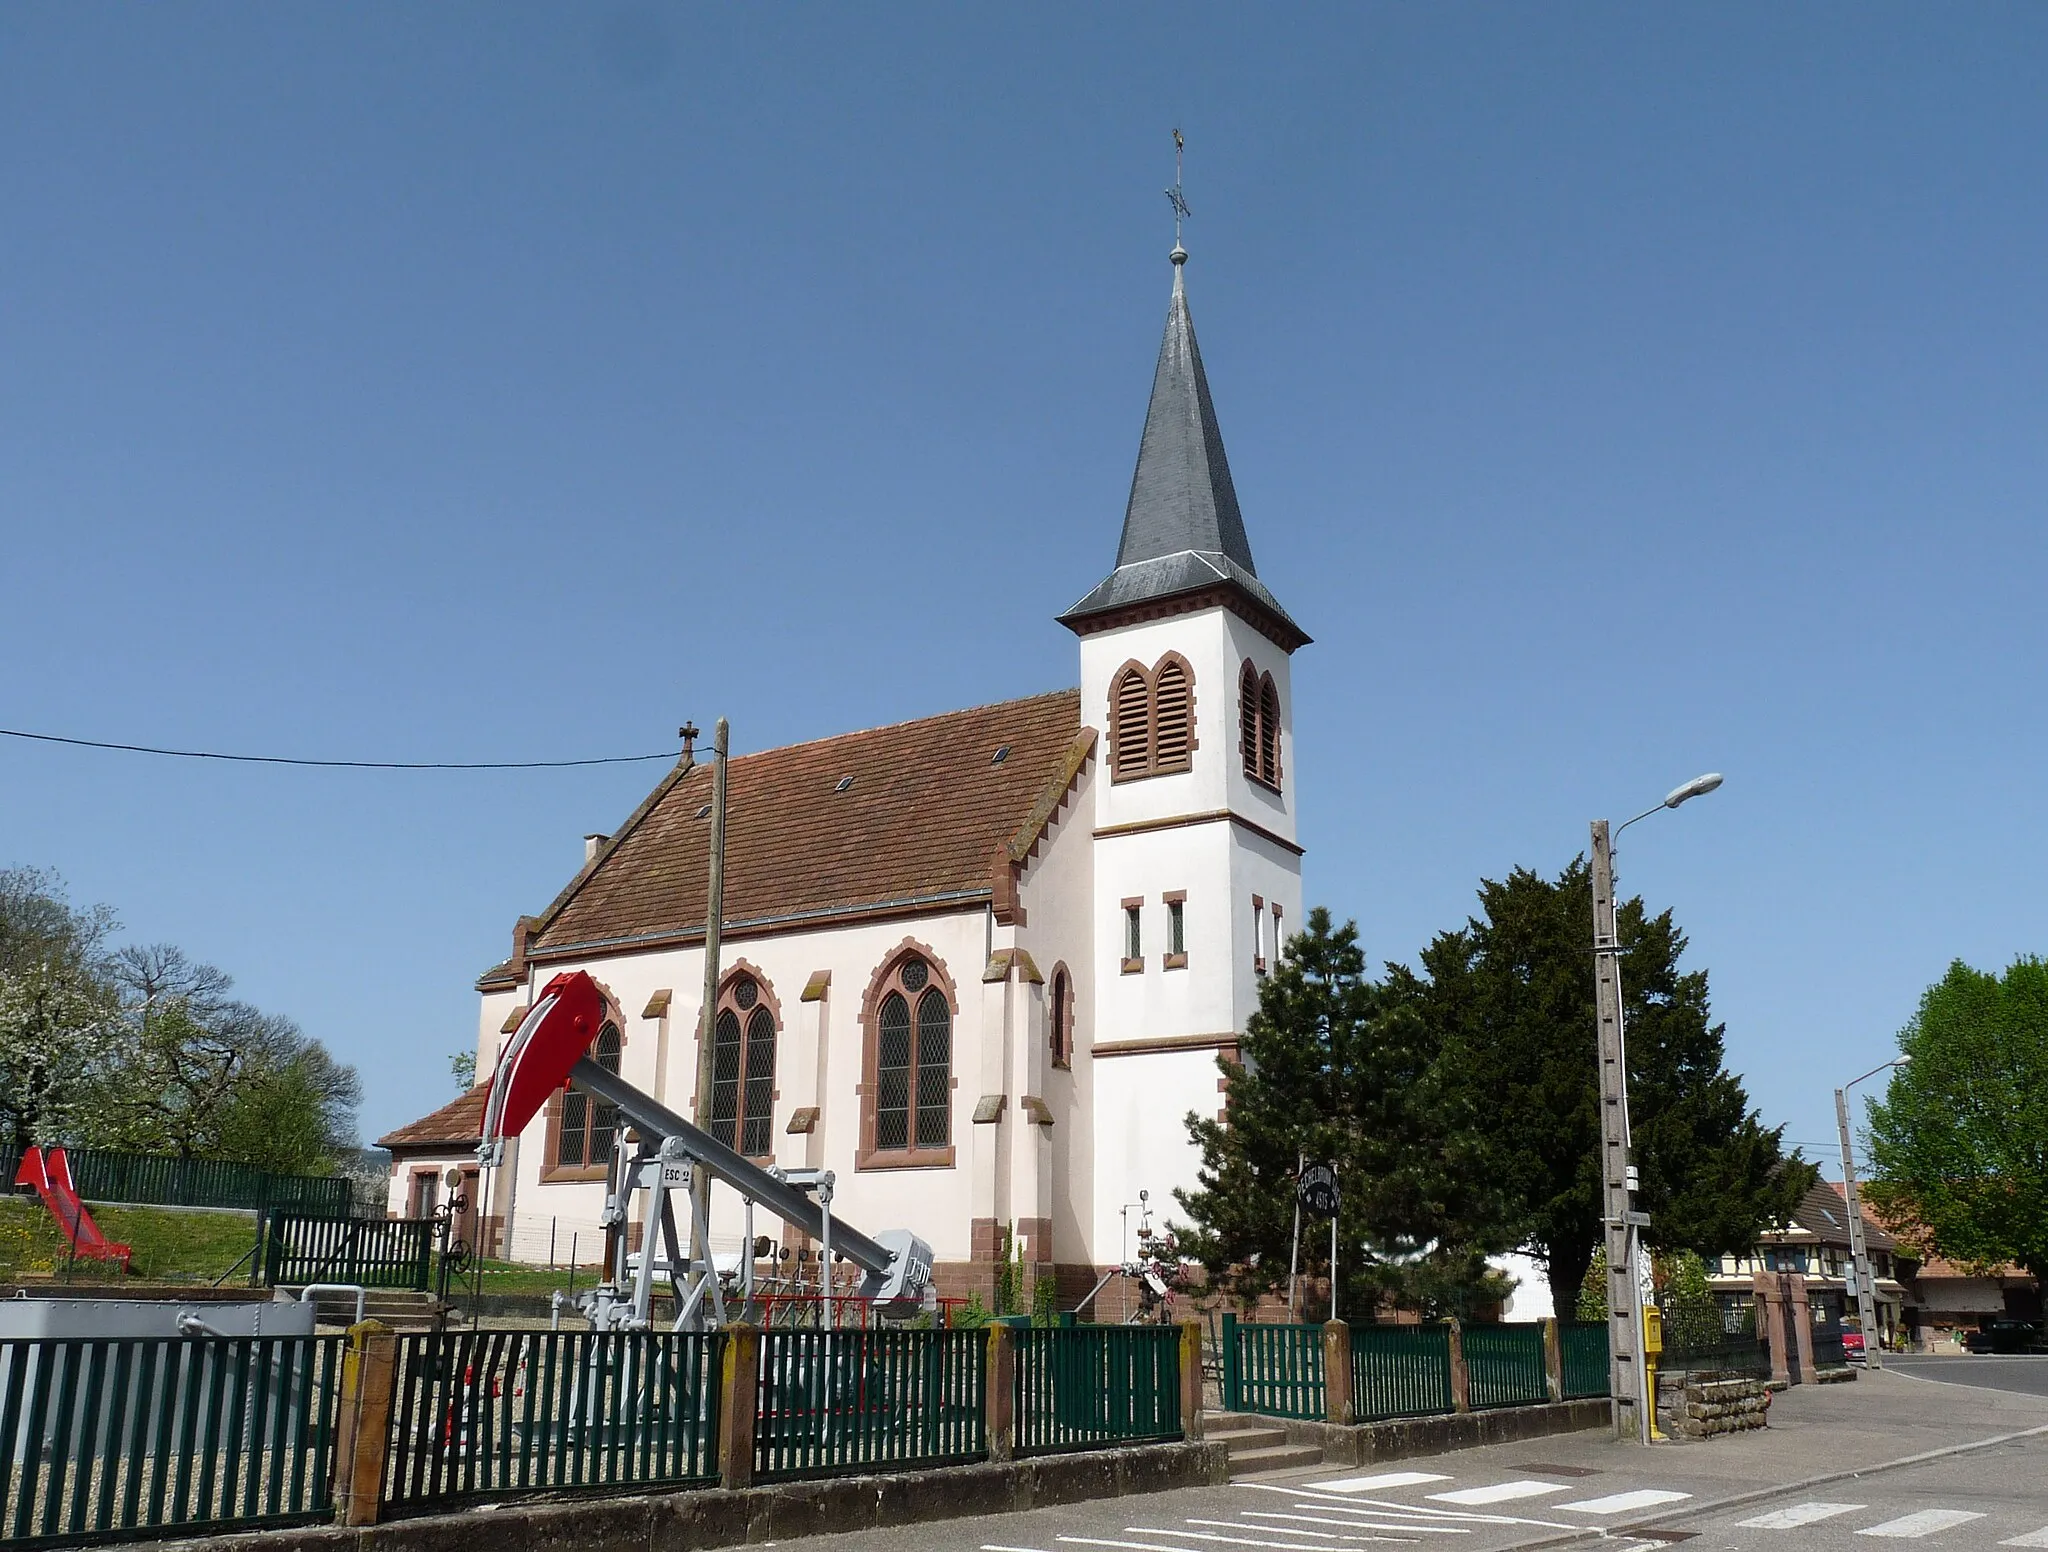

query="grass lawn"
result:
[0,1196,264,1284]
[450,1259,604,1300]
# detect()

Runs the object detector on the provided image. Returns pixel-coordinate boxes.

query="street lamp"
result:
[1836,1056,1908,1369]
[1591,772,1723,1446]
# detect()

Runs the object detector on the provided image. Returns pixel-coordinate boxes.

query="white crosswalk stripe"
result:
[1428,1483,1569,1506]
[1737,1503,1867,1530]
[1857,1510,1988,1539]
[1244,1512,1470,1535]
[1558,1490,1692,1515]
[1311,1474,1452,1494]
[1999,1530,2048,1548]
[1183,1518,1418,1544]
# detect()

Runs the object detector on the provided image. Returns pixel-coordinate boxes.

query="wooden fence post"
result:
[1322,1319,1353,1426]
[1446,1318,1471,1414]
[1542,1317,1564,1403]
[719,1323,760,1490]
[331,1319,397,1527]
[1180,1320,1205,1440]
[987,1323,1016,1461]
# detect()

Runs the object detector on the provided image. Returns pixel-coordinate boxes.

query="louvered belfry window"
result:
[873,954,951,1154]
[1152,657,1193,773]
[1258,673,1282,787]
[1112,664,1152,779]
[1240,658,1283,792]
[711,974,777,1158]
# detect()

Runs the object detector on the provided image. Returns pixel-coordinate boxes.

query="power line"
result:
[0,726,680,771]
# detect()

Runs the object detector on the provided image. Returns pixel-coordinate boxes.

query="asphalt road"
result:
[1652,1427,2048,1552]
[786,1366,2048,1552]
[1882,1357,2048,1399]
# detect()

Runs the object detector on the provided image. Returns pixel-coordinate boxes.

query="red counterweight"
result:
[478,970,613,1148]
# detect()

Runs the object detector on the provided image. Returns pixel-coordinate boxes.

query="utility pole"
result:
[1835,1056,1905,1369]
[689,717,730,1312]
[1591,819,1648,1444]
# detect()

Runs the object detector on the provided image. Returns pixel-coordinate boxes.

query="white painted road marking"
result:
[1428,1483,1569,1506]
[1183,1519,1418,1544]
[1999,1530,2048,1549]
[1246,1512,1469,1535]
[1128,1530,1406,1551]
[1056,1539,1194,1552]
[1239,1483,1576,1531]
[1858,1511,1988,1539]
[1558,1490,1693,1516]
[1312,1475,1453,1494]
[1737,1504,1868,1531]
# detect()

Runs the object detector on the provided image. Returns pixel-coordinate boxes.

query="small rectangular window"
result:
[1125,903,1142,960]
[1167,900,1185,956]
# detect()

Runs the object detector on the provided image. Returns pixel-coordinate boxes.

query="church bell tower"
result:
[1059,230,1310,1256]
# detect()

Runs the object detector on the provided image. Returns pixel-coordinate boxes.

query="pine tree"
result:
[1175,908,1513,1320]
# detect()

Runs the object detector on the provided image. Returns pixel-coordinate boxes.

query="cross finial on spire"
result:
[1165,127,1190,267]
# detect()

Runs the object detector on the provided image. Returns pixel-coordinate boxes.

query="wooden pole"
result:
[331,1320,397,1527]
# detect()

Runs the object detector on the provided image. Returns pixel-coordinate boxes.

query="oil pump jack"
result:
[478,969,934,1331]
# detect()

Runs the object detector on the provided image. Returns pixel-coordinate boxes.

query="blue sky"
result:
[3,4,2044,1170]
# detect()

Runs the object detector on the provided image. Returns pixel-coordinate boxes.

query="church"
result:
[379,239,1309,1305]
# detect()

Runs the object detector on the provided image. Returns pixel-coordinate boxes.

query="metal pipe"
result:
[566,1055,894,1274]
[299,1283,367,1326]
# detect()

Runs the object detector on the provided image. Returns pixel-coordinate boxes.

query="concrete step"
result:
[1224,1443,1327,1479]
[1206,1423,1290,1455]
[279,1288,447,1330]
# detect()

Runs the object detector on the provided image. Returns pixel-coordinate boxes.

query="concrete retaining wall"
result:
[1228,1399,1612,1466]
[142,1440,1229,1552]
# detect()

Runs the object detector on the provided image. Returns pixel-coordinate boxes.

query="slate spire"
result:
[1060,249,1307,648]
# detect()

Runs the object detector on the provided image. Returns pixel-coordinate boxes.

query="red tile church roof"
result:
[483,689,1089,980]
[377,1084,488,1152]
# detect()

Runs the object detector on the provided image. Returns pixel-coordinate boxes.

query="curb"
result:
[1506,1419,2048,1551]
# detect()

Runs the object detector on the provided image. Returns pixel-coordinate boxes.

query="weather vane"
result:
[1165,127,1191,251]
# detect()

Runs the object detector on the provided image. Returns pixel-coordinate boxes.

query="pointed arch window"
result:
[547,1020,622,1179]
[1240,658,1283,792]
[1151,655,1194,774]
[1111,663,1153,779]
[1110,654,1197,782]
[861,949,956,1168]
[711,972,778,1158]
[1048,964,1074,1069]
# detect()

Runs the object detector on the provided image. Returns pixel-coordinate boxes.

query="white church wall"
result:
[1089,1046,1219,1267]
[1228,824,1306,1032]
[1015,754,1096,1266]
[1079,611,1238,832]
[1219,611,1296,843]
[492,905,997,1269]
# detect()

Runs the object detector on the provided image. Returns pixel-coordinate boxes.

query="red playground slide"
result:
[14,1146,131,1271]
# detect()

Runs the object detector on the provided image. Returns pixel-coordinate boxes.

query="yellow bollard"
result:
[1642,1304,1665,1442]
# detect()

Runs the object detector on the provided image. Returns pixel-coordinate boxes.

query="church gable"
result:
[519,689,1085,961]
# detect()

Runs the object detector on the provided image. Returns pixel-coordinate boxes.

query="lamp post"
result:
[1836,1056,1908,1369]
[1591,772,1722,1446]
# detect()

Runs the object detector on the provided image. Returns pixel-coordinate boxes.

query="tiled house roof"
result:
[1774,1179,1898,1252]
[377,1084,488,1152]
[502,690,1088,968]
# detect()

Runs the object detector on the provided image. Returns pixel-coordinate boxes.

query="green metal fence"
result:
[382,1330,720,1509]
[1461,1323,1548,1409]
[756,1329,984,1481]
[0,1334,342,1548]
[1349,1324,1454,1420]
[1659,1335,1772,1379]
[1558,1323,1609,1399]
[263,1216,433,1291]
[0,1149,352,1219]
[1219,1317,1324,1420]
[1013,1326,1181,1456]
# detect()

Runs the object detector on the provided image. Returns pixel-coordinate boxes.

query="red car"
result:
[1842,1328,1867,1363]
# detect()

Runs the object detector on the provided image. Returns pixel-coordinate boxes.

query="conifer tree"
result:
[1175,908,1512,1319]
[1422,861,1808,1312]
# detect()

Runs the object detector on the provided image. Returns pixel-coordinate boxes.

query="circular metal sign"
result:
[1298,1162,1340,1216]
